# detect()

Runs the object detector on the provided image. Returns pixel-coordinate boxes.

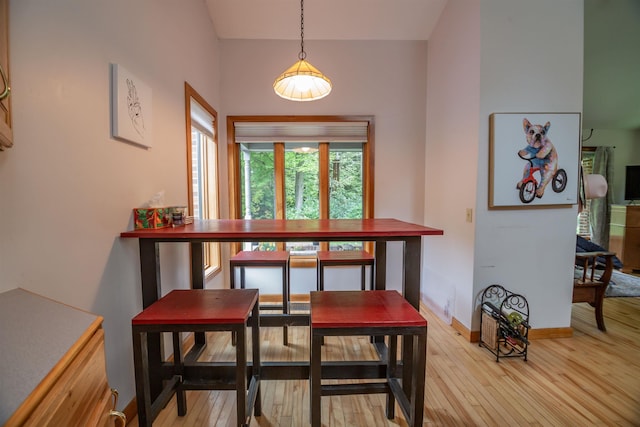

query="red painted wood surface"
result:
[316,250,374,264]
[230,250,290,264]
[132,289,258,325]
[310,290,427,328]
[121,218,444,240]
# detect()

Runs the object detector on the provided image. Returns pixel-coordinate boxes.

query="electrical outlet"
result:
[466,208,473,223]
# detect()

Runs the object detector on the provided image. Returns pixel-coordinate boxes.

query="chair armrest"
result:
[575,251,615,259]
[575,251,616,284]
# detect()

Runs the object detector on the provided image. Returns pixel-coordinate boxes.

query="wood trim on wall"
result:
[451,316,574,342]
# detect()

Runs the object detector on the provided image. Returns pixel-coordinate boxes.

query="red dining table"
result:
[121,218,443,405]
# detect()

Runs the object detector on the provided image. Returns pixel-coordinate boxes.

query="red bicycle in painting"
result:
[518,159,567,204]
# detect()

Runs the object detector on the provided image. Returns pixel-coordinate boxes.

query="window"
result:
[228,116,374,258]
[185,83,220,275]
[577,149,595,237]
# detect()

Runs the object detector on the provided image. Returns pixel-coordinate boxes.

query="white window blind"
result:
[578,154,595,237]
[234,121,369,143]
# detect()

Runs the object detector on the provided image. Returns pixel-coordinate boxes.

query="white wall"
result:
[423,0,480,324]
[475,0,584,330]
[220,39,429,290]
[0,0,221,409]
[425,0,584,330]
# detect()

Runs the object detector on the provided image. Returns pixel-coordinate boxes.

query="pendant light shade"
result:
[273,58,332,101]
[273,0,332,102]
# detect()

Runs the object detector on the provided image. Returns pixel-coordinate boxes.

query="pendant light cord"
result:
[298,0,306,60]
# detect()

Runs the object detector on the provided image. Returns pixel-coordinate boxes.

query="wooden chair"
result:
[230,250,290,344]
[316,250,374,291]
[310,290,427,427]
[573,251,616,332]
[131,289,261,427]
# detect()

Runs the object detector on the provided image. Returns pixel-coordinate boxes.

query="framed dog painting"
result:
[489,112,581,210]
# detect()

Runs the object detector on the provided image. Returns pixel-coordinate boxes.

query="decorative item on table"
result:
[133,190,171,229]
[170,206,187,227]
[133,207,171,229]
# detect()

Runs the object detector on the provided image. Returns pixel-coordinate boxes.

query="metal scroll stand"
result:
[479,284,530,362]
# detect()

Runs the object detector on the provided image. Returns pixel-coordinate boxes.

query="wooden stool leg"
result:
[132,330,152,427]
[282,264,289,346]
[172,332,187,416]
[317,263,325,345]
[230,266,240,346]
[236,325,248,427]
[402,335,415,398]
[386,335,397,419]
[310,332,322,427]
[231,267,247,347]
[595,289,607,332]
[410,333,427,427]
[317,261,324,291]
[251,302,262,416]
[369,263,375,290]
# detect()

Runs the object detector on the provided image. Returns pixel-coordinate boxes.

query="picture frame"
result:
[110,63,152,147]
[489,112,581,210]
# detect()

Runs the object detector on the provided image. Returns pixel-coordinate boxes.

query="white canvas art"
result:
[489,113,581,209]
[111,64,152,147]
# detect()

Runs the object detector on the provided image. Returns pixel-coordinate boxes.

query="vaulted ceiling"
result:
[205,0,447,41]
[206,0,640,131]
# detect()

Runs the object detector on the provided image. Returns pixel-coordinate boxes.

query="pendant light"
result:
[273,0,332,101]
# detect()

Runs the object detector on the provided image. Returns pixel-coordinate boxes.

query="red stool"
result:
[316,250,374,291]
[230,250,290,345]
[132,289,261,427]
[310,290,427,427]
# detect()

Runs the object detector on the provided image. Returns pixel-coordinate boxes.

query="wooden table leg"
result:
[402,237,422,402]
[139,240,163,402]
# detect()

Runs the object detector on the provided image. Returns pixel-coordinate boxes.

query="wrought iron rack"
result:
[479,284,530,362]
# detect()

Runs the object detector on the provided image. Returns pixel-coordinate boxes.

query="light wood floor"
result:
[129,298,640,426]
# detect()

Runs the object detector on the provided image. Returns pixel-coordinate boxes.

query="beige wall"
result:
[0,0,221,409]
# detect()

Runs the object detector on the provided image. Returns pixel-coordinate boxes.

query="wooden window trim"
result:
[185,82,221,277]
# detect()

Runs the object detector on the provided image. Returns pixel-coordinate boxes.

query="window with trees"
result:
[227,116,374,259]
